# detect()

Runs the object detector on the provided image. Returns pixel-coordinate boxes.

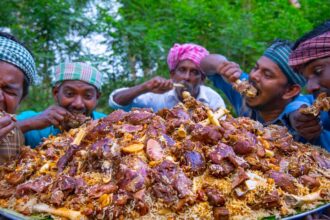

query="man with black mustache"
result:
[17,62,106,148]
[289,21,330,150]
[202,40,309,140]
[108,43,226,112]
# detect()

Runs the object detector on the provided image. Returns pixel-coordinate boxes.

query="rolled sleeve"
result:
[108,88,135,111]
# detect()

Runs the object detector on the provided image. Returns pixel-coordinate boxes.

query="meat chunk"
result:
[213,207,230,220]
[116,156,149,193]
[191,124,223,145]
[268,171,297,194]
[57,144,80,172]
[0,187,15,198]
[104,110,127,123]
[16,175,52,196]
[209,161,235,178]
[263,190,281,208]
[227,155,249,169]
[146,139,164,161]
[126,111,154,125]
[207,143,235,164]
[181,151,206,176]
[89,138,112,159]
[288,156,312,177]
[231,168,249,189]
[152,160,193,203]
[299,175,320,190]
[231,132,256,155]
[118,124,143,133]
[311,150,330,169]
[88,182,118,198]
[204,187,225,206]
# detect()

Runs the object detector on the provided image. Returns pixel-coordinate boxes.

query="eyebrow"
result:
[5,84,20,90]
[256,62,276,76]
[63,85,96,93]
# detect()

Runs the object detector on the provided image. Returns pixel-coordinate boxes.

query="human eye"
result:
[192,69,201,76]
[3,87,18,96]
[251,64,258,72]
[177,67,186,74]
[64,89,74,97]
[263,71,273,79]
[313,66,323,76]
[84,93,93,100]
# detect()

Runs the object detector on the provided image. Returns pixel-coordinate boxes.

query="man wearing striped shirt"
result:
[0,32,39,162]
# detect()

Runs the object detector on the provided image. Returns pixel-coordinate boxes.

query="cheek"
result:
[321,73,330,88]
[85,99,97,110]
[172,74,182,81]
[57,96,71,107]
[6,96,21,113]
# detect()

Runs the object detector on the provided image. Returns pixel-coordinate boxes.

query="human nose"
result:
[71,96,84,110]
[306,78,320,94]
[0,89,4,102]
[249,69,260,82]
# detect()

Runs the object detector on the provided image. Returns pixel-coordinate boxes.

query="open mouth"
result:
[176,82,193,93]
[249,81,260,97]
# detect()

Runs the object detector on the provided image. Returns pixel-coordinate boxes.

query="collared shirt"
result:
[17,111,106,148]
[0,127,24,163]
[207,74,321,146]
[108,85,226,112]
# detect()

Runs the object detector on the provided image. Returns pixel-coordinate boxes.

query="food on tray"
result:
[0,93,329,220]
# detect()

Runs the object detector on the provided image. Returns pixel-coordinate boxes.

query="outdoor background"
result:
[1,0,329,114]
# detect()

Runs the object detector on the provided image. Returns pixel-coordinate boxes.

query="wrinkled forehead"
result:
[257,56,283,75]
[56,80,98,92]
[0,61,25,85]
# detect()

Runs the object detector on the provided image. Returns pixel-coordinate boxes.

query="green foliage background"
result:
[0,0,329,114]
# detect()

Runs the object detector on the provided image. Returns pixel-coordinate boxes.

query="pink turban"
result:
[167,43,209,71]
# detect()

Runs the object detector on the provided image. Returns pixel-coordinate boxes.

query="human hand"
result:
[143,76,173,94]
[289,105,322,141]
[0,115,15,140]
[32,105,72,129]
[217,61,242,83]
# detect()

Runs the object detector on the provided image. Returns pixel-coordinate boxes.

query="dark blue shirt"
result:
[207,74,325,147]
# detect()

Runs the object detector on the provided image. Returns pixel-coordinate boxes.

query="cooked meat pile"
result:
[233,80,257,98]
[0,93,329,220]
[60,114,92,131]
[300,92,330,116]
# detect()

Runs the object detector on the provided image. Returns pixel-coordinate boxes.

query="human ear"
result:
[282,84,301,100]
[52,86,59,103]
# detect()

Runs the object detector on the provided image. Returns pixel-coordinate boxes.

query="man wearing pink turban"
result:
[109,43,225,112]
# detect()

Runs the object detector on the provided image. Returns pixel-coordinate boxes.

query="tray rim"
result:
[0,202,329,220]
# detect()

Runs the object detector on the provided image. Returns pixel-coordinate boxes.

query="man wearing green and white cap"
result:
[17,62,106,148]
[0,31,39,161]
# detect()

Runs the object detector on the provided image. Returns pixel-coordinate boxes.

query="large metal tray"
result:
[0,203,329,220]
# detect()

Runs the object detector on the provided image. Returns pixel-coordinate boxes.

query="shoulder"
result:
[17,110,39,120]
[200,85,222,98]
[293,94,314,103]
[92,111,107,119]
